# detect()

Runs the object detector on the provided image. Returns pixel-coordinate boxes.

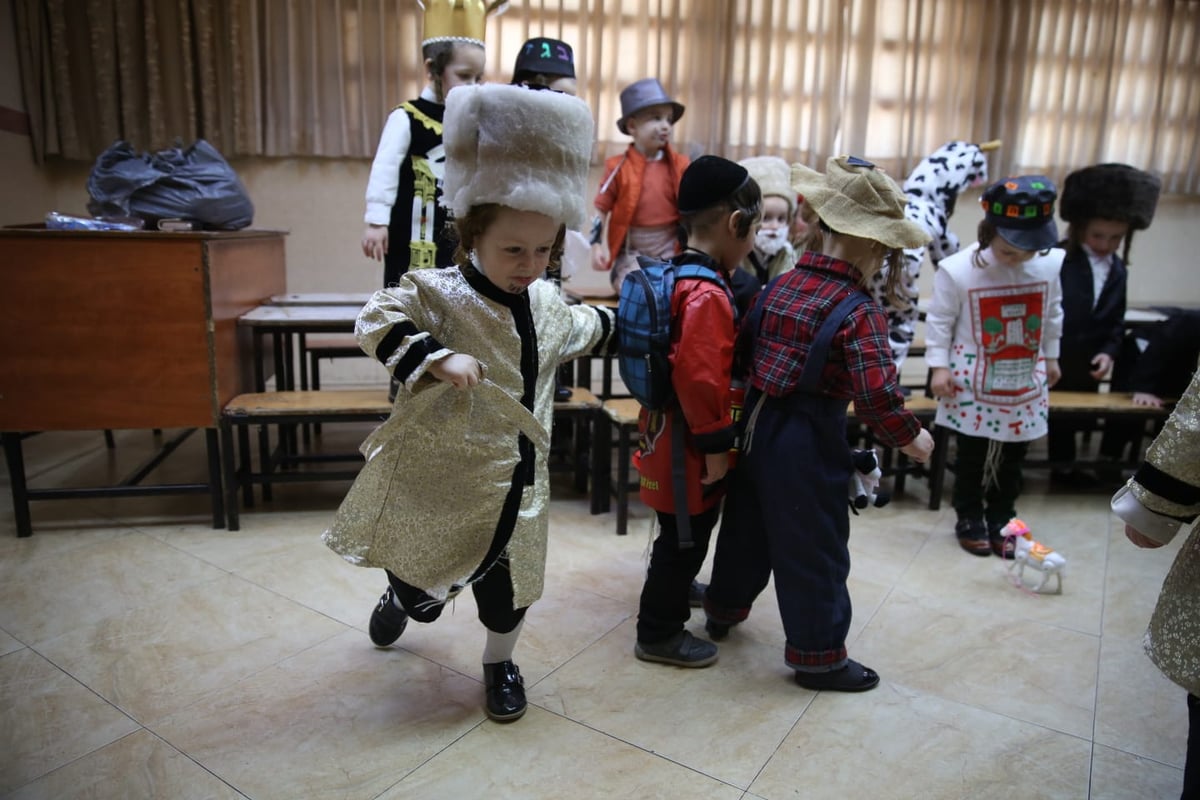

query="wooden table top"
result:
[238,304,361,329]
[268,292,373,307]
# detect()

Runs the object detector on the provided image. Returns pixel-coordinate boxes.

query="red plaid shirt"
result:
[749,252,922,448]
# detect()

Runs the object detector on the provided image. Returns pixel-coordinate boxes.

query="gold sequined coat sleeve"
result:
[323,268,614,608]
[1111,369,1200,694]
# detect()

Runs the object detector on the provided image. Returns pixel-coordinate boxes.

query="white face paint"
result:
[755,226,789,256]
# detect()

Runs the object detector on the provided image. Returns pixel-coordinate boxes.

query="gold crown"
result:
[420,0,507,47]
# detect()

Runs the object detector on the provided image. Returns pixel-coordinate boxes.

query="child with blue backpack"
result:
[627,155,761,668]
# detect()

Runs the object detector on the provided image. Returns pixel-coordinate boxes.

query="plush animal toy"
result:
[999,518,1066,594]
[868,139,1000,370]
[849,448,891,513]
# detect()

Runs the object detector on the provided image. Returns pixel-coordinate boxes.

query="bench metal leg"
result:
[237,424,254,508]
[927,425,950,510]
[2,432,33,538]
[206,428,225,530]
[616,424,631,536]
[591,413,612,515]
[220,420,241,531]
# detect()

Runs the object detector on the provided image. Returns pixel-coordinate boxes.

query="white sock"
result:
[482,620,524,664]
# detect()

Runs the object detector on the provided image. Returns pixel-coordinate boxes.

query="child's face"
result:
[547,76,578,96]
[628,104,674,155]
[431,43,485,98]
[1082,218,1130,259]
[474,207,560,294]
[754,196,793,255]
[989,234,1037,268]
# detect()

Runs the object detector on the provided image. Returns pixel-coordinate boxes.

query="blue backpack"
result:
[617,255,735,410]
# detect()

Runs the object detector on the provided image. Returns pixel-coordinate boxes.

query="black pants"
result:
[386,556,527,634]
[707,392,854,669]
[1185,693,1200,800]
[952,433,1030,532]
[636,505,721,643]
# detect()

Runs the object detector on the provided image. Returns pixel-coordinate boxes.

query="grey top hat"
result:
[616,78,685,135]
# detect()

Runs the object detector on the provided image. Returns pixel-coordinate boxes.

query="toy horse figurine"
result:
[1000,518,1066,594]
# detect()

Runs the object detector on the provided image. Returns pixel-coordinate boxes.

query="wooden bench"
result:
[220,389,391,529]
[220,386,603,530]
[918,390,1171,510]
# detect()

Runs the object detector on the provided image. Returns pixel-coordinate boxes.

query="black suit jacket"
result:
[1058,248,1127,390]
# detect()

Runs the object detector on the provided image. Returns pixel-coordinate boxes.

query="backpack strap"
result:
[665,254,737,550]
[797,292,871,393]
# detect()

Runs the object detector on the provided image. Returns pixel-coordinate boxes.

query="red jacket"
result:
[636,271,737,514]
[595,144,689,262]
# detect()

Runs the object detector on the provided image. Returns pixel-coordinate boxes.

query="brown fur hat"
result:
[1059,163,1162,230]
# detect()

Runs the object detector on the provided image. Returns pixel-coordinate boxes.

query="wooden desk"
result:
[0,227,287,536]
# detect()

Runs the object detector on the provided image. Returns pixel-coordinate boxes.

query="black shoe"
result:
[793,659,880,693]
[483,660,526,722]
[954,518,992,557]
[705,618,731,641]
[635,630,718,667]
[368,587,408,647]
[688,580,707,608]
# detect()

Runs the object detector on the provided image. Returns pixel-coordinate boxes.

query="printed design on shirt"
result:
[968,283,1047,407]
[408,146,446,269]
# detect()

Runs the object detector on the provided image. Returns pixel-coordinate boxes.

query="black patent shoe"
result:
[483,660,527,722]
[368,587,408,647]
[793,659,880,693]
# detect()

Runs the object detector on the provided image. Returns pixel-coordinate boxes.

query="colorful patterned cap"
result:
[981,175,1059,251]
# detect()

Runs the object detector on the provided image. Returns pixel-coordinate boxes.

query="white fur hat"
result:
[740,156,795,217]
[441,84,594,230]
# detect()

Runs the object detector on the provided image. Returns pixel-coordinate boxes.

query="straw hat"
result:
[789,156,928,250]
[441,83,593,229]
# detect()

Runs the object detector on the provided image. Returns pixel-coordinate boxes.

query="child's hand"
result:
[362,225,388,261]
[429,354,482,389]
[1133,392,1164,408]
[899,428,934,463]
[928,367,955,399]
[1089,352,1113,380]
[591,243,611,271]
[701,452,729,485]
[1044,358,1061,388]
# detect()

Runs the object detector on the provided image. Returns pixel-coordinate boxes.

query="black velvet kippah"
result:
[677,155,750,214]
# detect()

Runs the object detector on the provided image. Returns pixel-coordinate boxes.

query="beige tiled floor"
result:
[0,426,1190,799]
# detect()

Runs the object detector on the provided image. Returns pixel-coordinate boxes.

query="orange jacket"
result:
[595,144,689,262]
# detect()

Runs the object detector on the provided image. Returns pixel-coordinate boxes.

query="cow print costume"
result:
[870,141,990,369]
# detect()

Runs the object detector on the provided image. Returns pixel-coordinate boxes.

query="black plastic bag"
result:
[87,140,254,230]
